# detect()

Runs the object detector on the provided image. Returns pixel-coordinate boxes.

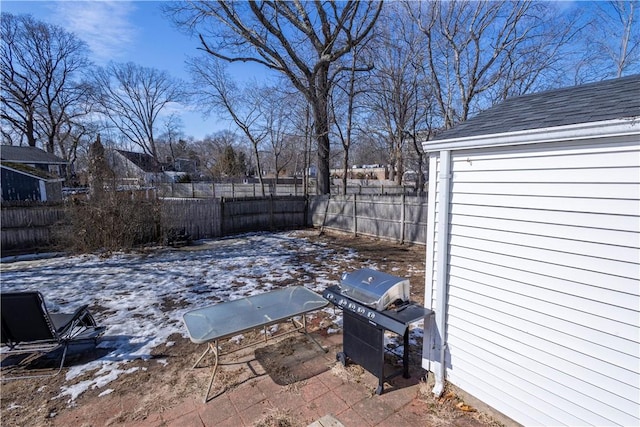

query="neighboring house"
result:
[330,165,389,181]
[108,149,181,186]
[0,145,67,202]
[421,75,639,426]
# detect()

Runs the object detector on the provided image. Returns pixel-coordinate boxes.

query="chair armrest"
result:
[50,305,97,337]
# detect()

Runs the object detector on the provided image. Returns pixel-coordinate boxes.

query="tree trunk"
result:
[341,151,349,196]
[26,110,36,147]
[313,65,331,195]
[315,123,331,195]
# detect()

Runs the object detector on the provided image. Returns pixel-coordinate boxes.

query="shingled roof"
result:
[0,145,67,164]
[116,150,163,173]
[433,74,640,141]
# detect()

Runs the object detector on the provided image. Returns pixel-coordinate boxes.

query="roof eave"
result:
[0,164,65,182]
[422,117,640,153]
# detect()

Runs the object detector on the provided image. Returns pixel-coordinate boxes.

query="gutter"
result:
[422,117,639,153]
[433,150,452,397]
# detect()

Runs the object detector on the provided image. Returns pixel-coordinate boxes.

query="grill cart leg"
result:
[403,329,411,379]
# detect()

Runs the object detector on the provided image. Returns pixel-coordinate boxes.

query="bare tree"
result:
[188,56,268,195]
[578,1,640,80]
[166,1,382,194]
[1,13,91,154]
[330,42,372,195]
[366,5,433,186]
[157,112,185,166]
[194,131,248,180]
[406,1,579,130]
[258,87,298,191]
[92,62,186,159]
[284,94,315,195]
[57,118,103,182]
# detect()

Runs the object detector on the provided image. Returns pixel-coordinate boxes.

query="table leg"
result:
[193,345,211,369]
[292,314,327,353]
[203,342,220,403]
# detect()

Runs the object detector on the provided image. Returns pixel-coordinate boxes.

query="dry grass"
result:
[417,378,505,427]
[254,408,297,427]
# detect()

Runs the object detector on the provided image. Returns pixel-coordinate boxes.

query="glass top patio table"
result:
[183,286,328,344]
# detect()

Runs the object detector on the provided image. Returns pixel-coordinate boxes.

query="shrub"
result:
[61,192,162,253]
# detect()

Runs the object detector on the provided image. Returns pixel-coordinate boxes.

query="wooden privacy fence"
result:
[161,196,308,238]
[309,194,429,245]
[1,197,309,254]
[1,204,67,253]
[161,198,222,239]
[1,195,427,254]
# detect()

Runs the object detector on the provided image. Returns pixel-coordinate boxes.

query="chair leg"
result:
[55,344,69,376]
[1,344,68,381]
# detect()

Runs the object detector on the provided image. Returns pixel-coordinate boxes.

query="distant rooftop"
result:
[116,150,163,173]
[0,145,67,164]
[433,74,640,141]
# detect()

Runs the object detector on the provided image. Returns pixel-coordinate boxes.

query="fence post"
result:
[353,194,357,237]
[220,197,225,236]
[400,192,406,244]
[270,194,274,230]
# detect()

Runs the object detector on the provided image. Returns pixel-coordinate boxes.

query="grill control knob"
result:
[347,302,356,311]
[357,307,365,314]
[338,298,347,306]
[326,293,334,300]
[367,312,376,320]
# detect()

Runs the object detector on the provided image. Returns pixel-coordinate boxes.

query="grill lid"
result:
[339,268,410,311]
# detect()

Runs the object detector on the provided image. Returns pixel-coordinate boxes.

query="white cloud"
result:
[51,1,137,63]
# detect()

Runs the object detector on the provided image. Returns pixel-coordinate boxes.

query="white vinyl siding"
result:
[426,138,640,426]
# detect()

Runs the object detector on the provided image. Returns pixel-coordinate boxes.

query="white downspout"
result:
[432,150,452,397]
[422,154,438,374]
[39,180,47,202]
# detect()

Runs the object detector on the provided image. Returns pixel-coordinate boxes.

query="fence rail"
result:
[157,182,311,198]
[156,181,419,198]
[1,194,427,255]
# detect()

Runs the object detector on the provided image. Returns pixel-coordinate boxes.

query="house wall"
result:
[108,151,143,185]
[1,168,41,201]
[423,137,640,426]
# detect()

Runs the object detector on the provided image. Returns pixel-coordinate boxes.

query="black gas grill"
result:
[322,268,432,395]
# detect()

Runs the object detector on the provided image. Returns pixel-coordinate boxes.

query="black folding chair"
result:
[1,291,105,379]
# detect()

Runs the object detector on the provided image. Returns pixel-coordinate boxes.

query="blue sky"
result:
[2,0,256,140]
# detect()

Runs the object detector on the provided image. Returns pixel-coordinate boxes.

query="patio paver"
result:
[184,332,437,427]
[46,331,489,427]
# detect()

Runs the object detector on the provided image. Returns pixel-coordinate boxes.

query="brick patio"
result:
[51,332,489,427]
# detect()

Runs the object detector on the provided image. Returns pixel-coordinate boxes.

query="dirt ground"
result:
[1,230,498,427]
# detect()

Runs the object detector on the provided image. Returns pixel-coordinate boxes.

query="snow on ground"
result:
[1,232,356,402]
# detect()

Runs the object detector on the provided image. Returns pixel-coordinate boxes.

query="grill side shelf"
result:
[322,285,431,335]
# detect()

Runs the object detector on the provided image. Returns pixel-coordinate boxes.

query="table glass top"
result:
[182,286,328,343]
